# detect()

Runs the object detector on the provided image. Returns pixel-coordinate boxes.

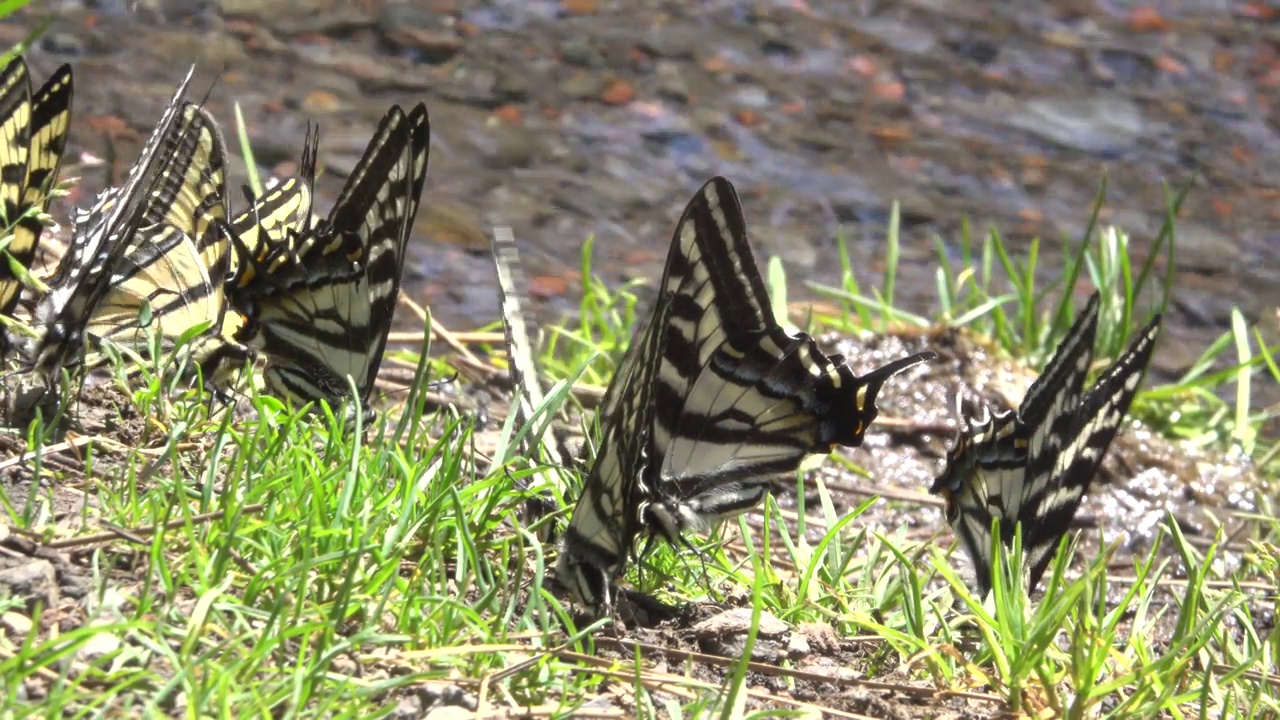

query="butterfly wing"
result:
[1020,313,1161,590]
[0,58,72,355]
[931,399,1024,597]
[230,103,429,412]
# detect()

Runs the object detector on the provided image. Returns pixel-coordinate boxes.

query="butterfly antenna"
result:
[194,69,219,110]
[300,121,320,222]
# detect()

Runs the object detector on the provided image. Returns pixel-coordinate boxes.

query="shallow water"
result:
[5,0,1279,405]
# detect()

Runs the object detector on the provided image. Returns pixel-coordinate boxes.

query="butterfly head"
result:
[555,534,615,615]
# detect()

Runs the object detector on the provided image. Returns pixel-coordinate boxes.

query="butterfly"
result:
[931,291,1162,596]
[83,101,247,384]
[29,66,199,382]
[224,103,430,416]
[555,176,936,612]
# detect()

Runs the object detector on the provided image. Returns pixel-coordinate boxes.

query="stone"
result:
[0,560,57,614]
[1,611,33,636]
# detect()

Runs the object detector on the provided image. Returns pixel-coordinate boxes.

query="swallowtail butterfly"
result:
[931,292,1161,596]
[556,176,936,612]
[225,103,430,415]
[30,66,198,381]
[84,102,247,383]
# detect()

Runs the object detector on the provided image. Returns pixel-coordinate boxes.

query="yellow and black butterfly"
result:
[931,292,1161,596]
[28,66,237,383]
[0,56,72,357]
[82,100,248,384]
[552,177,936,614]
[225,103,429,416]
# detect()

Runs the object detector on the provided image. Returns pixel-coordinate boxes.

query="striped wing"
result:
[1020,293,1099,473]
[1018,313,1160,590]
[557,266,668,610]
[0,56,33,230]
[490,226,572,470]
[930,400,1026,597]
[30,66,196,379]
[0,58,72,354]
[227,123,318,276]
[932,295,1162,596]
[228,103,430,411]
[557,176,936,611]
[86,103,244,381]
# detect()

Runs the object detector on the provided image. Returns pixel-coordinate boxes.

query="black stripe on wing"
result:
[22,63,74,214]
[0,56,32,208]
[556,220,676,610]
[1017,293,1102,530]
[671,179,773,337]
[362,102,429,395]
